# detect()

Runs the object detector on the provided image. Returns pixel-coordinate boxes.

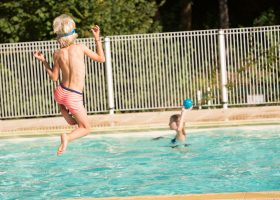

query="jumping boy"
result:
[33,14,105,155]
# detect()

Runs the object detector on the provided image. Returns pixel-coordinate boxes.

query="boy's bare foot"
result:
[57,133,68,156]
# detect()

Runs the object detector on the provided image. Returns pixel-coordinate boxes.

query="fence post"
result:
[104,37,115,115]
[218,30,228,109]
[197,90,202,110]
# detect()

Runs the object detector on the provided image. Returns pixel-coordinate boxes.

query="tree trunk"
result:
[180,0,193,31]
[219,0,229,28]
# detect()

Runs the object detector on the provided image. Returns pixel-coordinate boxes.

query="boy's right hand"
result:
[33,51,45,62]
[181,106,192,112]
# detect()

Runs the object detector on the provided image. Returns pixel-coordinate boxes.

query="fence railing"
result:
[224,26,280,105]
[0,25,279,119]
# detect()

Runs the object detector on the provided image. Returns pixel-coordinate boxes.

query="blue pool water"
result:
[0,126,279,200]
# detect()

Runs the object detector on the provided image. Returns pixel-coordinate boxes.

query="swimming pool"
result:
[0,125,279,200]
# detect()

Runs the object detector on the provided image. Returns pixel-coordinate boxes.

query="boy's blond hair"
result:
[53,14,78,48]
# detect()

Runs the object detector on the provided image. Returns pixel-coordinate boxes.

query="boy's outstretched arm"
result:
[33,51,60,81]
[175,108,188,141]
[82,25,105,63]
[178,108,187,131]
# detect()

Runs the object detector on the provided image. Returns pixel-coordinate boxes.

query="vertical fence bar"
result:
[218,30,228,109]
[104,37,115,115]
[0,46,4,117]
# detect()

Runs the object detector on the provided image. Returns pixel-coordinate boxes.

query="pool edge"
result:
[1,118,280,139]
[65,191,280,200]
[2,106,280,138]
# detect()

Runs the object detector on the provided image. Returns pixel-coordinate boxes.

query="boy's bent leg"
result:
[59,104,77,125]
[67,108,91,142]
[57,107,90,155]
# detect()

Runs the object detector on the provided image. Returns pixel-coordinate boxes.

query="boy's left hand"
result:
[91,25,100,40]
[33,51,45,62]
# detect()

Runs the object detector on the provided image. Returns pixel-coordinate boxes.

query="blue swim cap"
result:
[183,98,193,109]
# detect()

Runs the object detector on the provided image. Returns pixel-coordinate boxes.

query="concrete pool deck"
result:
[1,106,280,137]
[67,191,280,200]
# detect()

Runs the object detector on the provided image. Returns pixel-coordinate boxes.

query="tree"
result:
[157,0,193,32]
[253,8,277,26]
[0,0,162,43]
[218,0,229,28]
[179,0,193,30]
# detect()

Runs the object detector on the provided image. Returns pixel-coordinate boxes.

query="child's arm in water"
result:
[33,51,60,81]
[175,108,188,142]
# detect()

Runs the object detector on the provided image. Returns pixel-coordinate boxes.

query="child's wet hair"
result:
[169,114,181,123]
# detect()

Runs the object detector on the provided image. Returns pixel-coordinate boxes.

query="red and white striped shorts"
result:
[54,84,84,115]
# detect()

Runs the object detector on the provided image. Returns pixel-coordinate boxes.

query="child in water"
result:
[33,14,105,155]
[169,108,188,145]
[153,107,189,147]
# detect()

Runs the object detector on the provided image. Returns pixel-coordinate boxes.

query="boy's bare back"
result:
[55,44,86,93]
[55,38,105,93]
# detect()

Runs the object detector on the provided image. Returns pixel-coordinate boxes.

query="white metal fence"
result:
[0,25,279,119]
[110,30,221,111]
[224,26,280,105]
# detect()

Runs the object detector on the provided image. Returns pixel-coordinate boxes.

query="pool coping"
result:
[2,106,280,138]
[1,118,280,138]
[66,191,280,200]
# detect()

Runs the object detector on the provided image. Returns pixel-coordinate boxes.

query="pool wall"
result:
[1,106,280,138]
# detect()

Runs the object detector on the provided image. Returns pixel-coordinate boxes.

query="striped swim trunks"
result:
[54,83,84,115]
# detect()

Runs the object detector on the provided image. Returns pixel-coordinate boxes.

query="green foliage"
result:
[0,0,161,43]
[253,8,277,26]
